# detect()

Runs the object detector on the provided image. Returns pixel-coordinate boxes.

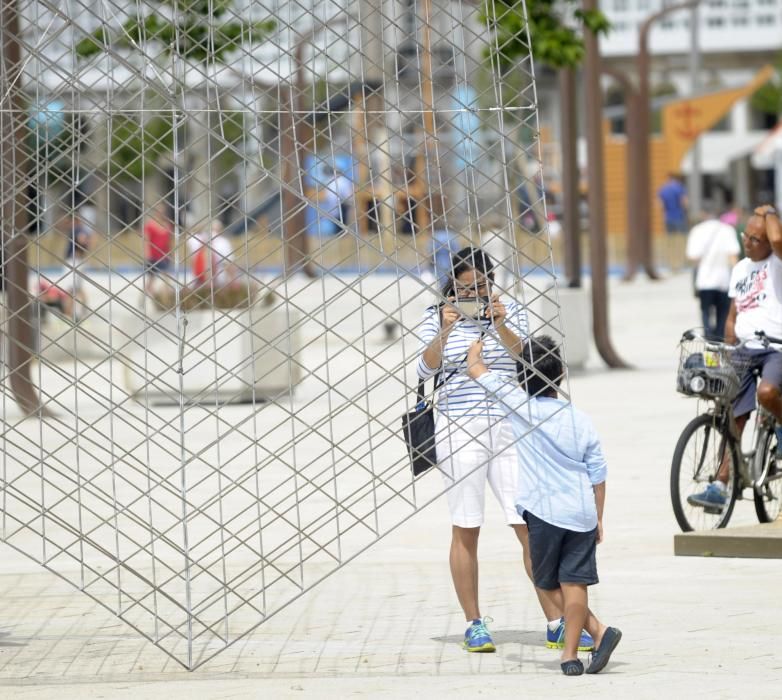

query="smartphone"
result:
[456,297,485,320]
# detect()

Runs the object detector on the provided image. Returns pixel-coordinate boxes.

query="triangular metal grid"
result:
[1,0,567,669]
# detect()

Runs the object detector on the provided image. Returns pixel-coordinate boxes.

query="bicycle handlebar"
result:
[681,328,782,350]
[754,330,782,346]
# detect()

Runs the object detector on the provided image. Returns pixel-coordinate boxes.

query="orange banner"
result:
[662,64,774,172]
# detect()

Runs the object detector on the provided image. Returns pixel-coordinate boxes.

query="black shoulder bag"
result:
[401,364,460,477]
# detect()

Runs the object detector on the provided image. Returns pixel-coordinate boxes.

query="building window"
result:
[731,15,749,25]
[638,0,650,9]
[706,16,725,26]
[709,114,732,132]
[613,0,628,10]
[756,13,776,23]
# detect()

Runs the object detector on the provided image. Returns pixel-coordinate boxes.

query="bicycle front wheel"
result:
[753,425,782,523]
[671,413,739,532]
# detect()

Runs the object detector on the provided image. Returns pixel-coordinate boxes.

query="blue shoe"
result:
[463,617,496,652]
[546,618,594,652]
[687,482,727,509]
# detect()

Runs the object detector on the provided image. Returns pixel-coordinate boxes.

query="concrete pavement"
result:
[1,271,780,699]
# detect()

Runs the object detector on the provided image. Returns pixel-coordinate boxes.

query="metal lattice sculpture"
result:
[0,0,563,668]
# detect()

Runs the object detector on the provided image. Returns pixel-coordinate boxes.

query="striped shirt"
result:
[416,299,528,418]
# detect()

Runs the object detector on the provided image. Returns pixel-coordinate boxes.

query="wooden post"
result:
[1,0,45,415]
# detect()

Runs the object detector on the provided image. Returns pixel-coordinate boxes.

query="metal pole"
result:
[1,0,45,415]
[687,6,702,219]
[280,40,316,278]
[582,0,629,368]
[637,0,699,279]
[602,66,641,281]
[559,68,581,288]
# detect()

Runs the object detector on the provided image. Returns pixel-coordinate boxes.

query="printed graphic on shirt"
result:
[733,264,769,312]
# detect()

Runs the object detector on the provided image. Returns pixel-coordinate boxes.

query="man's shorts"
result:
[435,414,524,528]
[732,347,782,418]
[145,257,171,276]
[521,510,598,590]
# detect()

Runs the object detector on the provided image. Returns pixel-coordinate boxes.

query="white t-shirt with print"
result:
[729,254,782,342]
[686,219,740,291]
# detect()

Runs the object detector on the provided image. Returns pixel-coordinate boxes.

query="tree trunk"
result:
[1,0,45,415]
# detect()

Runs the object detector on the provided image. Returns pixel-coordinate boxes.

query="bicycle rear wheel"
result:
[671,413,739,531]
[753,425,782,523]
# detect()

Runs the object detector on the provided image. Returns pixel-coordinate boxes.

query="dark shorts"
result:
[665,220,687,235]
[145,258,171,276]
[522,510,598,590]
[732,347,782,417]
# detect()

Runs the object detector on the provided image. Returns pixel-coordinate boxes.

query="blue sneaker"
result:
[463,617,496,652]
[687,482,727,509]
[546,618,594,652]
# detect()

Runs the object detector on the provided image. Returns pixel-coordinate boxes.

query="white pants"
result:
[435,414,523,528]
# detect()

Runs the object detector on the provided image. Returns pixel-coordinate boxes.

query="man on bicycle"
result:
[689,204,782,509]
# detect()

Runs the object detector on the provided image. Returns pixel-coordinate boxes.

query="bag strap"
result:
[415,360,464,404]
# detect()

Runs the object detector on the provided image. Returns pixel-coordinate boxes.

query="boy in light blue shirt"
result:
[466,335,621,676]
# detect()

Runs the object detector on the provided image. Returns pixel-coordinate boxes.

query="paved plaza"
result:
[1,271,780,699]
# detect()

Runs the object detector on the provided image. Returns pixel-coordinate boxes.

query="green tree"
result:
[76,2,274,201]
[76,0,274,63]
[481,0,610,72]
[751,59,782,118]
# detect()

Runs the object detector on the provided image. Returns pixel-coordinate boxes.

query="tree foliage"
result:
[751,71,782,117]
[76,0,274,63]
[481,0,611,71]
[75,1,273,180]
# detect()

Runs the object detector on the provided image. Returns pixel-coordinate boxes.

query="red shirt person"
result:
[143,204,172,291]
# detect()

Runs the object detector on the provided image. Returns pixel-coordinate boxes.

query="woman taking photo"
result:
[416,246,585,653]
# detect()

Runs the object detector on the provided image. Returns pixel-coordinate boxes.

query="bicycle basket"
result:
[676,339,749,401]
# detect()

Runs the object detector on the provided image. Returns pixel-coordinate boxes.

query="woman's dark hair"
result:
[517,335,564,397]
[441,246,495,297]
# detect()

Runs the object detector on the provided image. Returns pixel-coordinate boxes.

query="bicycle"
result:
[670,329,782,531]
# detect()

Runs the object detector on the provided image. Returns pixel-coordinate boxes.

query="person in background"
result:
[689,205,782,509]
[429,195,460,290]
[657,173,688,271]
[686,203,740,340]
[59,211,92,319]
[143,203,173,293]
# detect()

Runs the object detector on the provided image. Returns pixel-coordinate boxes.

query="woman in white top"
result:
[416,246,567,651]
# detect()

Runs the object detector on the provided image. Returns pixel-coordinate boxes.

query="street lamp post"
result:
[602,66,643,281]
[583,0,629,368]
[637,0,700,278]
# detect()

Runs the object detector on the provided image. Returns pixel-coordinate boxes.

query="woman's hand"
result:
[486,294,506,326]
[441,299,460,331]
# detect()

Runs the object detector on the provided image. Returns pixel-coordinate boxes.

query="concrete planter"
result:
[123,299,302,403]
[526,285,590,369]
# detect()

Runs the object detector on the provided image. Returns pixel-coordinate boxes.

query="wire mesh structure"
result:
[0,0,565,669]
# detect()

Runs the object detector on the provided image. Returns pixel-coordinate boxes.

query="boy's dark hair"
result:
[441,246,495,297]
[517,335,564,397]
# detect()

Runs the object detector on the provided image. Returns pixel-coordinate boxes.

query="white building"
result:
[600,0,782,208]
